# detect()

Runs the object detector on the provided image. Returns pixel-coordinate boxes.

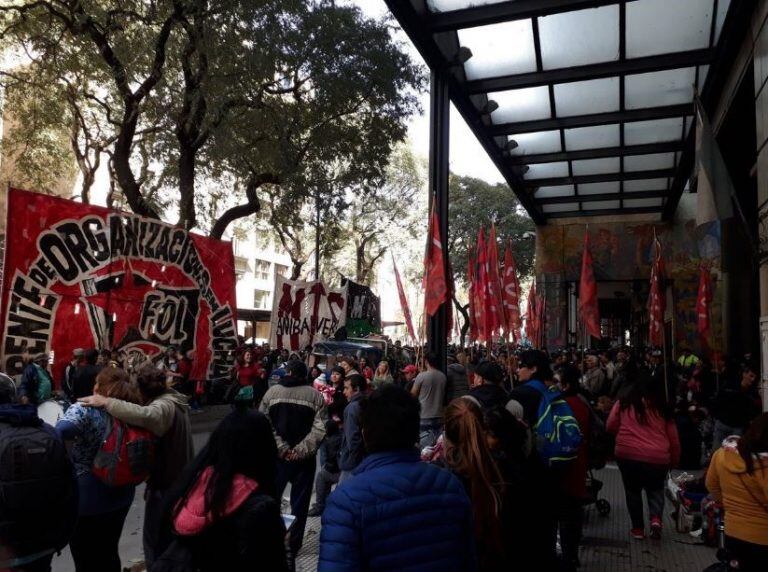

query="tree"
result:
[0,1,423,241]
[447,174,536,344]
[335,145,424,285]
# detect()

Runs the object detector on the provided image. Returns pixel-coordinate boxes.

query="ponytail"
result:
[444,398,505,559]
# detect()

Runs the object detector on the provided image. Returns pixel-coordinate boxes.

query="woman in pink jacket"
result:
[607,368,680,541]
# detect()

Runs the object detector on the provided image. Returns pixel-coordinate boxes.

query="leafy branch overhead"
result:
[0,0,424,240]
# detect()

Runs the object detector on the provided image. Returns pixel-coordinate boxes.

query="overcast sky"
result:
[352,0,504,185]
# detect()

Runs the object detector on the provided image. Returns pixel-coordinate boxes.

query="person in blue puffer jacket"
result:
[319,385,476,572]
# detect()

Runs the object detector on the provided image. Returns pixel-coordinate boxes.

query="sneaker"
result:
[630,527,645,539]
[649,516,662,539]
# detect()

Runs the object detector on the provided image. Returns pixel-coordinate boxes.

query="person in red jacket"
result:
[608,365,680,540]
[556,365,592,571]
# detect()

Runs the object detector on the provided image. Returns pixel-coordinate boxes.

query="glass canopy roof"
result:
[387,0,738,221]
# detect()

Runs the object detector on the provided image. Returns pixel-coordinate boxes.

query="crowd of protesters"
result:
[0,338,766,572]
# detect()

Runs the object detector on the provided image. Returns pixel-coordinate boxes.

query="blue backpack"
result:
[528,380,582,467]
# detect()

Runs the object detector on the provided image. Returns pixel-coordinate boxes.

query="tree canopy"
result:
[0,0,423,239]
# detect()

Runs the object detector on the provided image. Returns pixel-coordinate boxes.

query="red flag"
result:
[524,281,537,343]
[467,254,478,342]
[578,231,601,339]
[696,263,712,339]
[393,255,416,342]
[424,205,448,316]
[501,242,522,342]
[648,234,666,346]
[486,224,504,337]
[474,228,490,342]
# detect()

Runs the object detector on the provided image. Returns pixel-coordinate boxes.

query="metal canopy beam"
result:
[467,49,713,94]
[429,0,625,33]
[490,104,691,136]
[507,141,685,165]
[384,0,547,224]
[547,206,662,218]
[427,70,450,371]
[536,190,666,205]
[521,168,675,188]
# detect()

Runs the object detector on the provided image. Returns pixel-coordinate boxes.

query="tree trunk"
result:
[113,106,160,219]
[453,296,470,348]
[290,259,304,281]
[177,145,197,230]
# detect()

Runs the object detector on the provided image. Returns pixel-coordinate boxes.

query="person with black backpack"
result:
[56,367,145,571]
[0,373,77,572]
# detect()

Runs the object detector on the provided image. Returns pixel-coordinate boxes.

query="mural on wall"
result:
[535,200,723,355]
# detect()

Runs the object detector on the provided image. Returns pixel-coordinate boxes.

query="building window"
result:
[254,289,270,310]
[254,259,270,281]
[275,263,289,278]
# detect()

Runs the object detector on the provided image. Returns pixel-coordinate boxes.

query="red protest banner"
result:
[0,188,238,382]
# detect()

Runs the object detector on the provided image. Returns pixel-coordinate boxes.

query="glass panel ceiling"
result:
[458,20,537,80]
[489,86,551,124]
[543,203,579,214]
[571,157,621,176]
[578,181,621,195]
[715,0,732,44]
[426,0,507,12]
[625,178,670,192]
[538,5,620,70]
[526,162,569,179]
[508,131,561,155]
[554,77,620,117]
[587,200,621,210]
[625,117,684,145]
[625,67,696,110]
[626,0,713,58]
[624,153,676,172]
[624,198,665,208]
[564,125,620,151]
[535,185,575,199]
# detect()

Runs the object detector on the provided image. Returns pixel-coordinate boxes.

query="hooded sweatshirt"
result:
[706,436,768,546]
[174,466,259,535]
[171,466,289,571]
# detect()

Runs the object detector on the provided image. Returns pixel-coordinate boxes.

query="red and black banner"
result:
[1,188,238,382]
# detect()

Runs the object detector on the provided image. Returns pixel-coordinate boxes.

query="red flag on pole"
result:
[501,242,522,342]
[524,281,537,343]
[424,205,448,316]
[474,228,490,342]
[467,254,478,342]
[393,255,416,342]
[535,291,546,349]
[648,233,666,347]
[696,262,712,339]
[578,231,601,340]
[486,224,504,337]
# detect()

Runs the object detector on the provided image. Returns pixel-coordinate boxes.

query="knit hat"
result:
[474,360,504,384]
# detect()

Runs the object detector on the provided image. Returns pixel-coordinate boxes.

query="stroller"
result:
[583,469,611,516]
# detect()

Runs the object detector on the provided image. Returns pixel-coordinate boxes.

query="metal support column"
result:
[427,70,450,372]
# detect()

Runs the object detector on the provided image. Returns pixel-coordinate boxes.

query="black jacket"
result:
[713,385,762,429]
[71,364,101,400]
[446,363,470,402]
[469,383,509,411]
[176,493,288,572]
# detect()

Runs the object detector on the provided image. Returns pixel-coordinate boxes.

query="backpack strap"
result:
[737,472,768,515]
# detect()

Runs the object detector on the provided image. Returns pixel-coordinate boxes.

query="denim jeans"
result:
[419,418,442,450]
[313,468,340,512]
[616,458,668,530]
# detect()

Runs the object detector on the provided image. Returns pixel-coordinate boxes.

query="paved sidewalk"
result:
[295,463,721,571]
